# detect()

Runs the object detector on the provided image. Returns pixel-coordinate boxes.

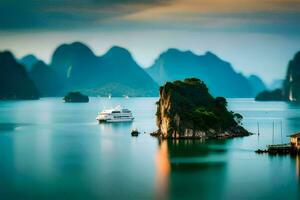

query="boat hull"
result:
[97,118,134,123]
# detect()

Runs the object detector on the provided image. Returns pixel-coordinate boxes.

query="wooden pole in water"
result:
[280,120,283,144]
[257,121,260,147]
[272,120,275,144]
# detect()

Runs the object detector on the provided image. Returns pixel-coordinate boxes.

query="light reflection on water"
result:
[0,98,300,199]
[155,140,170,200]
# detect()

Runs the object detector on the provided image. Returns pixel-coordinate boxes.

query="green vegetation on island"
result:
[153,78,250,139]
[63,92,89,103]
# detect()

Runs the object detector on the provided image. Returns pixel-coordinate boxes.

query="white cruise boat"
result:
[96,106,134,123]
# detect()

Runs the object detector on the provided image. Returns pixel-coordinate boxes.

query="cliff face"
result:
[155,78,249,139]
[283,51,300,102]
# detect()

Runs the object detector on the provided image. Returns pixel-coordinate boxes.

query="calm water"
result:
[0,98,299,200]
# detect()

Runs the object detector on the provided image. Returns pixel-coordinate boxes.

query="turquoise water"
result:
[0,98,299,200]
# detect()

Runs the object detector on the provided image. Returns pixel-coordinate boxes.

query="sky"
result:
[0,0,300,84]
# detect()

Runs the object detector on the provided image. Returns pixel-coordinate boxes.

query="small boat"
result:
[131,128,139,137]
[96,105,134,123]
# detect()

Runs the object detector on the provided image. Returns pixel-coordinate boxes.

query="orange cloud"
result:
[122,0,300,21]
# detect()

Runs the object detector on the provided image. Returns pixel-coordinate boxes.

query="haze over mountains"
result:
[1,41,268,99]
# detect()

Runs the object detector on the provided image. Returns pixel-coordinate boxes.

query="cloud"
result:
[120,0,300,34]
[0,0,299,36]
[0,0,172,30]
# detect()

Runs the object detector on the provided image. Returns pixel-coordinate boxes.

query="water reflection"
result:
[296,156,299,181]
[98,122,133,134]
[155,139,229,200]
[291,155,300,184]
[155,140,170,200]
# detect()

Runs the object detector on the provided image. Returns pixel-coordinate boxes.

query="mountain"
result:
[248,75,266,95]
[283,51,300,101]
[146,49,255,97]
[51,42,100,90]
[0,51,39,100]
[97,46,158,96]
[19,54,39,71]
[50,42,158,96]
[29,61,62,97]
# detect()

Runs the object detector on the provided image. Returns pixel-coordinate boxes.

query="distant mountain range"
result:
[19,42,158,97]
[146,49,265,97]
[0,41,268,99]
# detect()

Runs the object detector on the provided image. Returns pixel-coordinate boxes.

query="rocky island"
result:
[152,78,250,139]
[63,92,89,103]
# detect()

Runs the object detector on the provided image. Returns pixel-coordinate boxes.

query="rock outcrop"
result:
[154,78,250,139]
[283,51,300,102]
[255,51,300,102]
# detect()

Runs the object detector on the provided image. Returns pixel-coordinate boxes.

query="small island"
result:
[63,92,89,103]
[152,78,250,139]
[255,89,283,101]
